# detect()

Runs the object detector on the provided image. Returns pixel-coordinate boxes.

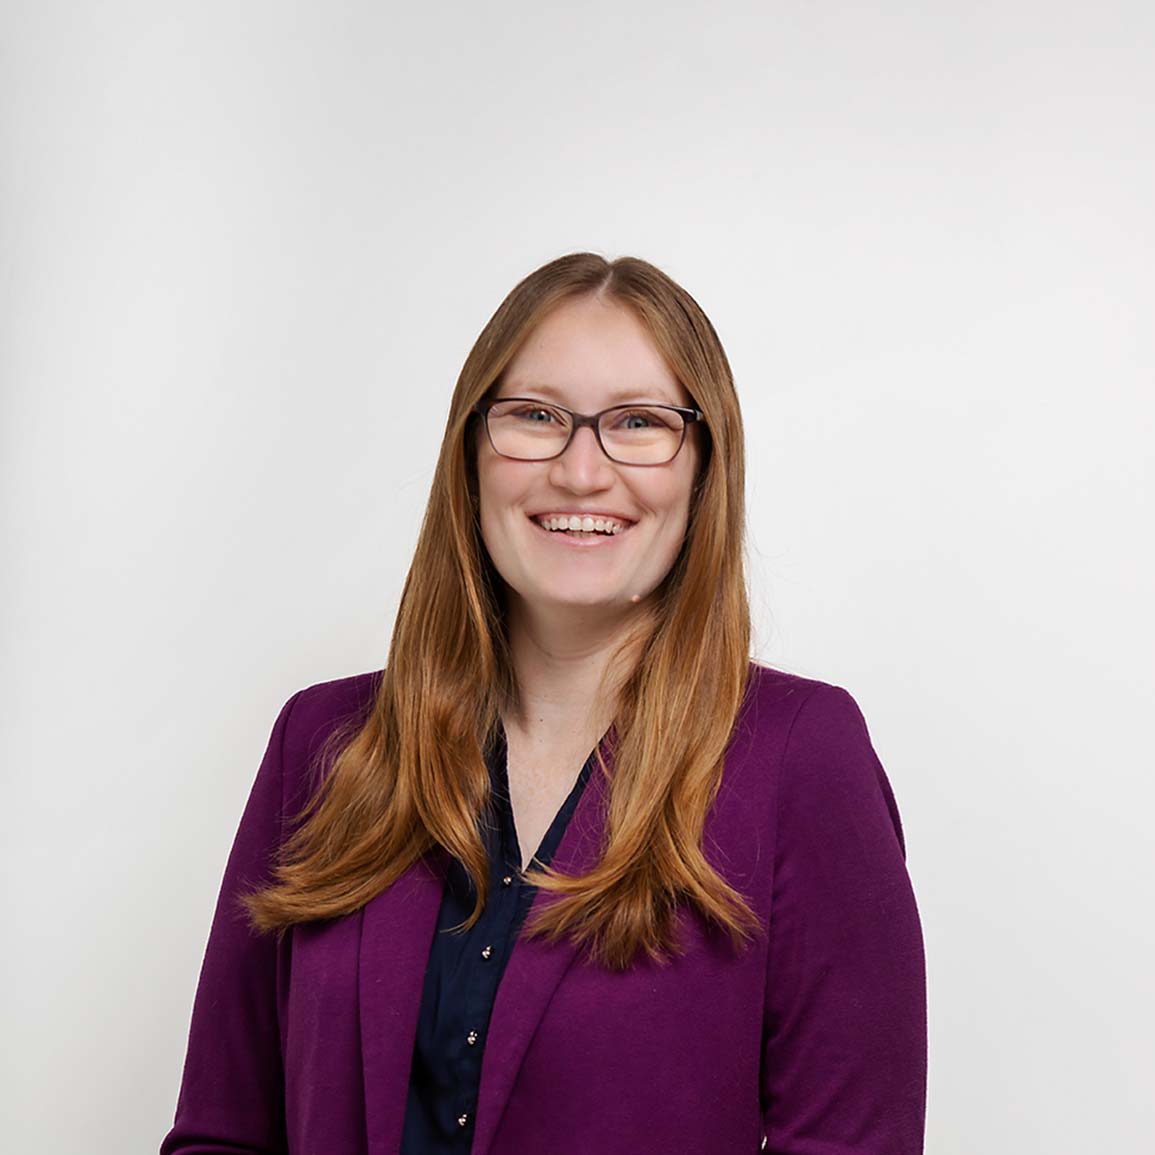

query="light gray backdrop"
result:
[2,2,1152,1151]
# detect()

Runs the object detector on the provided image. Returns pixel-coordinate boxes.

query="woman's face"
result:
[475,294,701,624]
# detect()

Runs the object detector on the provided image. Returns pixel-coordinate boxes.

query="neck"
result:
[502,597,652,744]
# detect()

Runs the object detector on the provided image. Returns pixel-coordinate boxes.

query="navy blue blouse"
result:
[400,723,597,1152]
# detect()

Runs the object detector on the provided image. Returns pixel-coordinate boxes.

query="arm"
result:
[761,685,927,1154]
[160,689,303,1155]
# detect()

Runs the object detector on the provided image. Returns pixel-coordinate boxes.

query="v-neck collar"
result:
[484,719,599,874]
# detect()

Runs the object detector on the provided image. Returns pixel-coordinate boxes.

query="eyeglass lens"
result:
[486,400,685,464]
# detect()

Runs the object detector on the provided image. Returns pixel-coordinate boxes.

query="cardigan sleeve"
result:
[760,685,927,1154]
[160,689,303,1155]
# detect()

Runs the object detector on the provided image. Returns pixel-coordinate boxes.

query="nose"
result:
[548,422,614,487]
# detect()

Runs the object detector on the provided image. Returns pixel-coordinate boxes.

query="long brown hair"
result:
[243,252,761,971]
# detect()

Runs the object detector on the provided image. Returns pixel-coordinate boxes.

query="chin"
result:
[535,588,625,610]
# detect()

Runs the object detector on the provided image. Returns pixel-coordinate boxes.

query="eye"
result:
[511,404,564,425]
[622,411,656,429]
[608,407,678,431]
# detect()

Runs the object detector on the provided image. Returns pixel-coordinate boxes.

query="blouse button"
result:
[458,1112,469,1127]
[481,944,493,959]
[467,1029,478,1044]
[502,875,513,886]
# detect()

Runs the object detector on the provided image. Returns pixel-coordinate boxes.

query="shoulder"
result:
[743,662,906,861]
[277,668,383,805]
[737,661,901,832]
[744,661,876,760]
[283,668,383,745]
[716,661,875,802]
[737,659,869,749]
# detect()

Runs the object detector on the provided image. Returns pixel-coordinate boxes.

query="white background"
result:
[2,2,1152,1151]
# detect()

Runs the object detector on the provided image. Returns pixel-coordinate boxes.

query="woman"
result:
[161,252,927,1154]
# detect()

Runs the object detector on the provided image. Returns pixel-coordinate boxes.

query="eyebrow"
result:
[503,382,683,407]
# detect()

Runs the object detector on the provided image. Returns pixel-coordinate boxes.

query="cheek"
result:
[475,454,517,516]
[475,480,525,568]
[651,467,697,525]
[650,474,696,555]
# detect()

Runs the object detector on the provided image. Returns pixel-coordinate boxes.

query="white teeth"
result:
[534,514,629,535]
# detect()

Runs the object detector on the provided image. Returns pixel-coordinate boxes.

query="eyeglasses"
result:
[472,397,706,466]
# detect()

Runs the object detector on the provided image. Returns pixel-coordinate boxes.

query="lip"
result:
[527,511,637,524]
[527,513,634,548]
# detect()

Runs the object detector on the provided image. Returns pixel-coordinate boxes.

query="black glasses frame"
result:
[472,396,706,466]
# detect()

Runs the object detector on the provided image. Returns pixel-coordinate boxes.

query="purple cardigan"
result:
[161,662,927,1154]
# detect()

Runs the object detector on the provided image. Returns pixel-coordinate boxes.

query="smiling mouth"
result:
[527,514,635,545]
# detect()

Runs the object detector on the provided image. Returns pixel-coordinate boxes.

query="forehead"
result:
[500,295,688,408]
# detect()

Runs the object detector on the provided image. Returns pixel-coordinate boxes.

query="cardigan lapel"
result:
[359,844,449,1155]
[471,731,615,1155]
